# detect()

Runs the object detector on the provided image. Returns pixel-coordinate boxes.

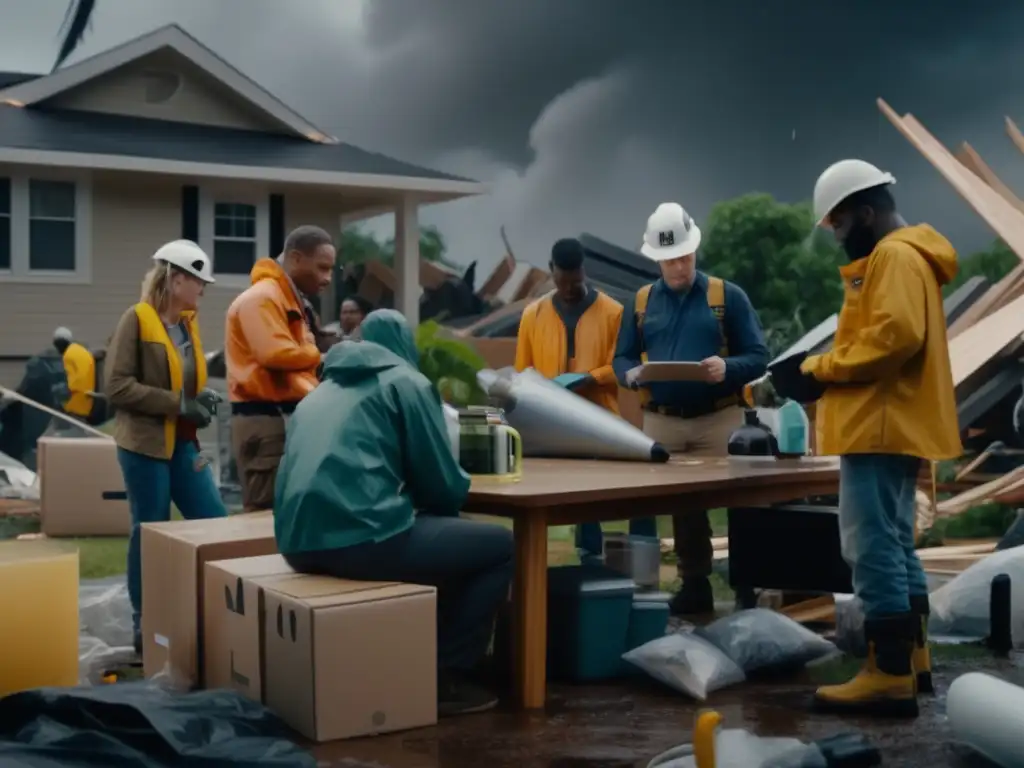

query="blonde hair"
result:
[140,261,173,311]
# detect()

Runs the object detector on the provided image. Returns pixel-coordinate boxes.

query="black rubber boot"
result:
[909,594,933,694]
[669,576,714,617]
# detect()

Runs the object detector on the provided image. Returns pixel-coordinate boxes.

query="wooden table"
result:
[463,455,840,710]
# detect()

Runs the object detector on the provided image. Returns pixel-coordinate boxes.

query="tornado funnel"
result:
[478,367,669,462]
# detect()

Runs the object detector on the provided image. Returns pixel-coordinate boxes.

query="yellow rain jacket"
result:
[802,225,962,460]
[61,341,96,418]
[515,290,623,413]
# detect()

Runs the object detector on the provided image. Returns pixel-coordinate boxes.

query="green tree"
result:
[415,320,487,406]
[944,239,1018,296]
[338,225,460,270]
[699,193,845,356]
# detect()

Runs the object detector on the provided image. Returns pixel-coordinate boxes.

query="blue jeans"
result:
[118,441,228,632]
[576,518,659,560]
[839,453,928,619]
[285,515,514,672]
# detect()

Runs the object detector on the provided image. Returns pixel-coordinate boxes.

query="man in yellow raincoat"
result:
[801,160,962,718]
[515,238,649,561]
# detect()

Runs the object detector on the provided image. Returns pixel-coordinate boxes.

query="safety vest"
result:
[634,276,728,407]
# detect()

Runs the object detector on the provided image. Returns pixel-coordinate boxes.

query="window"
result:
[28,180,77,271]
[213,202,258,275]
[0,178,10,271]
[0,174,90,283]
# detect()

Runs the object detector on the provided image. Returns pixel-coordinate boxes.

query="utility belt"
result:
[231,400,299,417]
[645,394,740,420]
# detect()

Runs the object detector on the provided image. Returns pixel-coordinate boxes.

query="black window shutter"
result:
[181,185,199,242]
[269,194,285,255]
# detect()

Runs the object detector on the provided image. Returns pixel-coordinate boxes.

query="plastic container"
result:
[604,532,661,590]
[547,564,635,682]
[623,591,671,676]
[0,541,79,695]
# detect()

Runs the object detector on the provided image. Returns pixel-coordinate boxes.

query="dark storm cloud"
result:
[3,0,1024,269]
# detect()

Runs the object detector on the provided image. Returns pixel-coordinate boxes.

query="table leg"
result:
[512,509,548,710]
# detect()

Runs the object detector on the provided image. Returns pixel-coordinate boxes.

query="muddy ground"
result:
[314,652,1019,767]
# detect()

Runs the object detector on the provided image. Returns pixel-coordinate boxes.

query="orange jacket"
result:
[225,259,320,404]
[515,290,623,413]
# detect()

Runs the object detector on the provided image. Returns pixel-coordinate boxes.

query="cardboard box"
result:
[37,436,130,536]
[203,554,295,701]
[141,512,277,686]
[262,575,437,742]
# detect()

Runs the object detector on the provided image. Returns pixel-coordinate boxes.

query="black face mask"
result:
[841,218,879,262]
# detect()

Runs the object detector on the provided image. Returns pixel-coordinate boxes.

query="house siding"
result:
[0,172,365,387]
[43,48,287,135]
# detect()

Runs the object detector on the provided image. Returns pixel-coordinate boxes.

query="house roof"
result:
[0,72,37,89]
[0,104,483,195]
[0,24,334,143]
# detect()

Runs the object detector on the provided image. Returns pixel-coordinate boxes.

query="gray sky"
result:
[2,0,1024,274]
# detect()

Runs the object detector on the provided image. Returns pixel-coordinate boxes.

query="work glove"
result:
[181,398,213,428]
[195,388,223,415]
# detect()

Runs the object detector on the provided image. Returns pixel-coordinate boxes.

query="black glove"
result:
[195,388,223,415]
[768,353,826,404]
[181,399,213,428]
[567,374,596,392]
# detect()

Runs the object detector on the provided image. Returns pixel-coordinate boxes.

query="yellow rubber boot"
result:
[814,613,919,718]
[909,594,933,695]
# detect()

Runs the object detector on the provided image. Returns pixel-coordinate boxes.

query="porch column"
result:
[394,194,421,326]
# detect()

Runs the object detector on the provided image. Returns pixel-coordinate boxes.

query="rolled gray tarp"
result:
[478,367,669,462]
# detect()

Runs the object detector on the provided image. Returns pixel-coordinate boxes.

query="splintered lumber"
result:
[948,292,1024,387]
[936,466,1024,516]
[879,99,1024,340]
[878,100,1024,262]
[1007,117,1024,157]
[781,595,836,625]
[955,142,1024,214]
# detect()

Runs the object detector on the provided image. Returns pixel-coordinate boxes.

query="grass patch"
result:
[75,537,129,579]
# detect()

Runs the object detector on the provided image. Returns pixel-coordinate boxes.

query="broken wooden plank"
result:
[955,142,1024,214]
[781,595,836,624]
[948,292,1024,387]
[1006,117,1024,157]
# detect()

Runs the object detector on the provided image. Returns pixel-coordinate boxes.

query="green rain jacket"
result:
[273,309,471,555]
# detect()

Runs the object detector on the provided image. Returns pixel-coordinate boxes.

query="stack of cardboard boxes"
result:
[140,514,438,742]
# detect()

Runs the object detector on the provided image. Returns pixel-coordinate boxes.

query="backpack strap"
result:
[706,276,729,357]
[634,284,654,364]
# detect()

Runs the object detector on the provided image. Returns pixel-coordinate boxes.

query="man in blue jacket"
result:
[274,309,514,717]
[614,203,769,617]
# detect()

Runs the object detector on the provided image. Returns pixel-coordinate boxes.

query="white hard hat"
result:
[813,159,896,227]
[53,327,72,342]
[152,240,215,284]
[640,203,702,262]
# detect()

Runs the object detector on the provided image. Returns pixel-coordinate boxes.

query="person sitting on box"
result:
[105,240,229,655]
[274,308,514,718]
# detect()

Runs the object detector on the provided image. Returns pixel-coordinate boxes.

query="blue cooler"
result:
[547,564,636,682]
[623,591,671,676]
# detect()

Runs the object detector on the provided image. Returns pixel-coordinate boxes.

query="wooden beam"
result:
[955,142,1024,213]
[1006,117,1024,156]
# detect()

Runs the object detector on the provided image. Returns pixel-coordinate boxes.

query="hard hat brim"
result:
[640,225,702,262]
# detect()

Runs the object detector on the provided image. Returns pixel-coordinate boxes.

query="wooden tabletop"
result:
[467,456,839,506]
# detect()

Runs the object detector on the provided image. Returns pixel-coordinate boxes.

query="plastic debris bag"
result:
[929,545,1024,640]
[648,729,821,768]
[696,608,837,672]
[622,631,745,700]
[833,595,867,657]
[78,576,135,684]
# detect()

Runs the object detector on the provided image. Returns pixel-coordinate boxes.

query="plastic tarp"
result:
[0,682,316,767]
[78,577,136,685]
[0,351,68,471]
